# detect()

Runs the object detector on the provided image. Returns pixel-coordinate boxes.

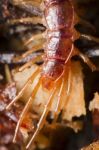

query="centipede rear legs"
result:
[26,69,71,149]
[6,67,42,144]
[13,75,42,143]
[52,64,72,123]
[25,60,76,149]
[8,65,72,149]
[6,67,41,110]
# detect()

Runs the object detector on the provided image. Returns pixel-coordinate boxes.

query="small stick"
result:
[5,64,13,83]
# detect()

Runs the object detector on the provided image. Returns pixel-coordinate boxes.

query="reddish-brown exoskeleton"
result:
[6,0,98,149]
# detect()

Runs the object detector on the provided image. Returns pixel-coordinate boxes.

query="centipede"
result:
[4,0,99,149]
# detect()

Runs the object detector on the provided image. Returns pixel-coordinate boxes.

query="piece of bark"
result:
[81,141,99,150]
[0,82,39,146]
[89,93,99,111]
[89,93,99,140]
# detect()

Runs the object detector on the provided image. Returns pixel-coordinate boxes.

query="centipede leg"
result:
[7,17,43,26]
[10,0,42,10]
[26,87,57,149]
[6,68,40,110]
[81,34,99,44]
[78,52,96,71]
[24,32,45,46]
[75,48,96,71]
[63,66,72,110]
[22,42,45,58]
[13,42,44,63]
[78,18,96,32]
[52,77,65,123]
[13,77,41,143]
[18,54,43,72]
[53,65,72,123]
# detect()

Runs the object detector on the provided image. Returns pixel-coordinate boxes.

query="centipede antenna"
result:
[7,17,43,25]
[19,54,43,72]
[26,87,57,149]
[13,76,41,143]
[6,68,40,110]
[24,32,45,46]
[81,34,99,44]
[22,42,44,58]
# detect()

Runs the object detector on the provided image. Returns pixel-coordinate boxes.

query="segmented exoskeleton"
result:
[5,0,99,149]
